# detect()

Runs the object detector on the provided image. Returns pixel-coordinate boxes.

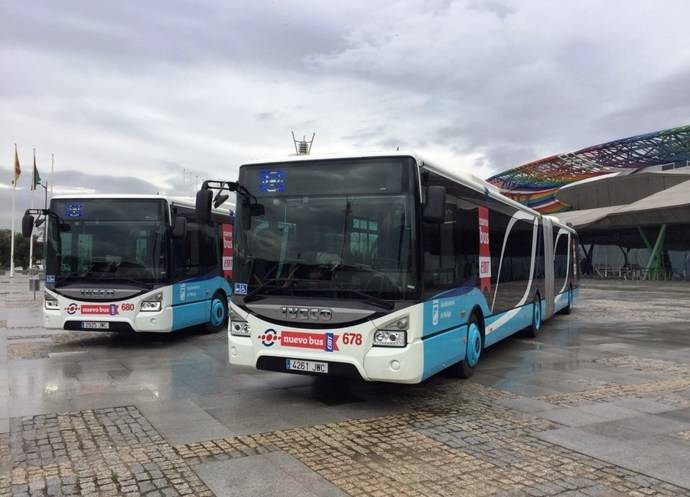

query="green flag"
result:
[31,149,41,191]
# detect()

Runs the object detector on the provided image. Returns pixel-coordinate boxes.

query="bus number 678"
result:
[342,333,362,346]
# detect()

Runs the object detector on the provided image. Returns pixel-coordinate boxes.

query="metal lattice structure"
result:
[487,124,690,213]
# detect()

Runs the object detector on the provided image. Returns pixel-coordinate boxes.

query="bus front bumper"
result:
[44,307,175,333]
[228,333,425,384]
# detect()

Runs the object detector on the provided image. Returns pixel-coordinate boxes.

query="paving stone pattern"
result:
[175,382,690,497]
[3,407,214,497]
[537,356,690,407]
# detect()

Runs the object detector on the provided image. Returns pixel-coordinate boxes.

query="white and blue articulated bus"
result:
[22,194,235,333]
[197,154,579,383]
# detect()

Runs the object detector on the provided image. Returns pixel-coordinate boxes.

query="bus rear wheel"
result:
[205,292,228,333]
[453,315,483,379]
[525,294,542,338]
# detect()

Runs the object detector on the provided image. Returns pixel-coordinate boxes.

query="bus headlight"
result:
[141,292,163,312]
[44,293,59,310]
[373,314,408,347]
[373,330,406,347]
[229,308,251,337]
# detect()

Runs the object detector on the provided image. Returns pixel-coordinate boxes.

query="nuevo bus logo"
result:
[280,331,340,352]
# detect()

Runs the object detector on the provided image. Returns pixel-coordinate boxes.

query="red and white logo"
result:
[259,330,340,352]
[64,303,119,316]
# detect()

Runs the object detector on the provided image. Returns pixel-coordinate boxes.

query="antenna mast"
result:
[291,131,315,155]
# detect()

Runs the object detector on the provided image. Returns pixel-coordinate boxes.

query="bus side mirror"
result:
[213,193,229,208]
[172,216,187,238]
[22,213,35,238]
[423,186,446,224]
[196,189,212,225]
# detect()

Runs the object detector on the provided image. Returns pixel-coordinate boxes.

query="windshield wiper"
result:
[319,287,394,310]
[255,283,394,311]
[243,277,296,303]
[95,276,153,289]
[55,273,81,285]
[331,262,385,277]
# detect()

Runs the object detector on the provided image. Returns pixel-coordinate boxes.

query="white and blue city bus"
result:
[196,153,578,383]
[22,194,235,333]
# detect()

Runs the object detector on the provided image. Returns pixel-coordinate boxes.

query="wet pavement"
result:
[2,276,690,496]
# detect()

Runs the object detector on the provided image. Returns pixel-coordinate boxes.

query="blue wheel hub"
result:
[466,323,482,367]
[534,301,541,330]
[210,298,226,327]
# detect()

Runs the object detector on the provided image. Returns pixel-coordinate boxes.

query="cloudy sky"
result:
[2,0,690,228]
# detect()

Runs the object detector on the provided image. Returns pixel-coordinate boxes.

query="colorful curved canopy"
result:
[487,124,690,213]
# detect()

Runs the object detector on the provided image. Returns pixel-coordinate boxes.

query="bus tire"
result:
[453,314,483,379]
[205,292,228,333]
[561,286,573,315]
[525,294,542,338]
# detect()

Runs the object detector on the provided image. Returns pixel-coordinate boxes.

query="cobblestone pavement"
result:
[2,277,690,496]
[537,356,690,407]
[173,381,690,497]
[3,407,213,497]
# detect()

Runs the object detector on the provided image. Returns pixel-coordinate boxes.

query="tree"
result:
[0,229,44,269]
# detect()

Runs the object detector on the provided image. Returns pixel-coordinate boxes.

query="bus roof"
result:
[50,193,235,215]
[241,152,545,221]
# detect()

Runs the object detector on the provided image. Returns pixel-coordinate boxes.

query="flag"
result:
[31,149,41,191]
[13,144,21,185]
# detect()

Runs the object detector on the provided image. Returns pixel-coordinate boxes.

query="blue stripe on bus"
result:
[422,287,490,337]
[484,303,536,346]
[171,275,232,331]
[422,324,467,380]
[420,286,553,374]
[172,300,212,331]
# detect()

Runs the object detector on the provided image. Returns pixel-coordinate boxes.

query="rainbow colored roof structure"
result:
[487,124,690,213]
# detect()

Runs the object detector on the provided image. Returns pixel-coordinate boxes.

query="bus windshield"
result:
[46,198,169,287]
[234,157,419,302]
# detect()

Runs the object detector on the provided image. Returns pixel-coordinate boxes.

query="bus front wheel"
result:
[205,292,228,333]
[453,315,483,379]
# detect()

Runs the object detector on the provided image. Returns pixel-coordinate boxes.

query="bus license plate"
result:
[286,359,328,374]
[82,321,110,330]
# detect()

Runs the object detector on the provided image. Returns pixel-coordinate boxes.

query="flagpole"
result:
[10,144,18,278]
[50,153,54,198]
[29,148,36,270]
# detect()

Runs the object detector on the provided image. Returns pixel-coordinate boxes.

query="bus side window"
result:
[199,223,219,274]
[493,218,533,312]
[174,221,201,279]
[554,232,569,293]
[422,178,480,298]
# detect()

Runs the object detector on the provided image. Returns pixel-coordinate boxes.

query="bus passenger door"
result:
[542,217,555,319]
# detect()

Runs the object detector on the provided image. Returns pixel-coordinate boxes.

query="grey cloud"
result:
[594,67,690,140]
[1,0,355,72]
